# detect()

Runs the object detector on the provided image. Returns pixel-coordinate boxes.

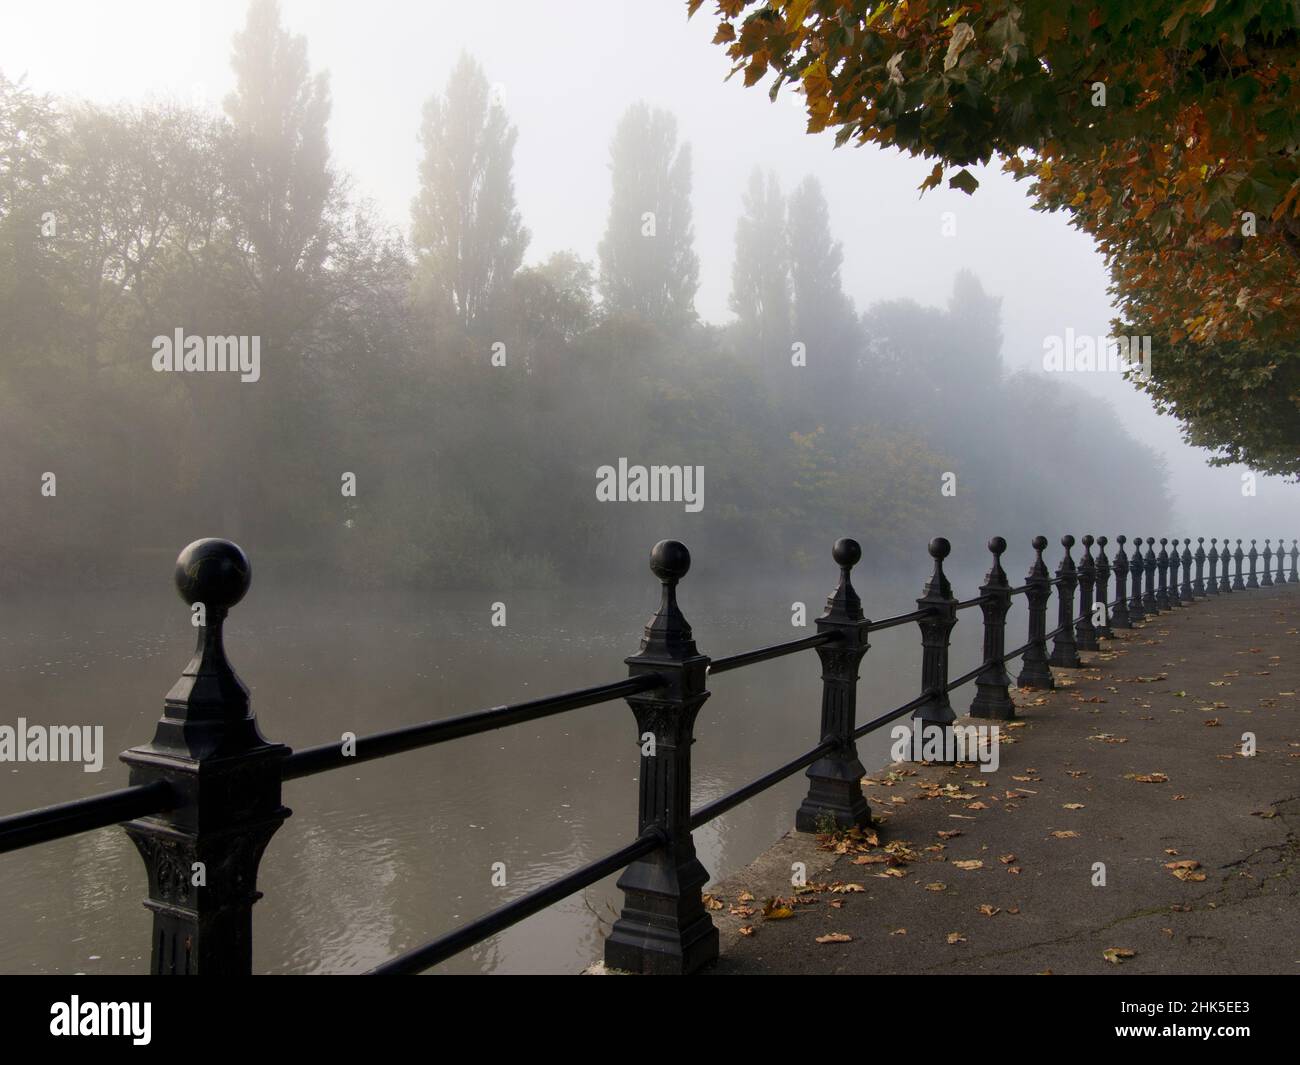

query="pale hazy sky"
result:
[2,0,1295,532]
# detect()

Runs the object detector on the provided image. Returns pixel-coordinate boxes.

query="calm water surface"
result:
[0,560,1015,973]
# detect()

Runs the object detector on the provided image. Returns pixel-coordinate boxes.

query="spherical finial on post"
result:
[824,537,864,621]
[1083,534,1094,548]
[1062,534,1075,549]
[174,538,251,612]
[1098,535,1108,548]
[988,535,1007,557]
[1032,535,1048,553]
[1117,534,1127,547]
[921,536,953,601]
[649,539,691,584]
[832,537,861,570]
[638,541,696,658]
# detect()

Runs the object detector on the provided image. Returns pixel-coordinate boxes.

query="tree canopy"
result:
[693,0,1300,478]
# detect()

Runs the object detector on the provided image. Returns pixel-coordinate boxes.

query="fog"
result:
[0,0,1296,974]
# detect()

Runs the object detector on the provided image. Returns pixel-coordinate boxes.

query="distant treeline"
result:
[0,1,1169,590]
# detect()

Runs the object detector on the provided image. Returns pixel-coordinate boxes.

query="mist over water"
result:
[0,1,1295,975]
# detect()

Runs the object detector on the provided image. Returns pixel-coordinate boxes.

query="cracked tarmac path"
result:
[704,582,1300,975]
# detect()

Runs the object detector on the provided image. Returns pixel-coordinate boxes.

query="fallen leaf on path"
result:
[1051,830,1080,839]
[953,860,984,871]
[1103,947,1136,964]
[978,904,1000,917]
[947,931,967,944]
[815,932,853,944]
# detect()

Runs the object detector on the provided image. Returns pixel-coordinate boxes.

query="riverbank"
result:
[700,582,1299,974]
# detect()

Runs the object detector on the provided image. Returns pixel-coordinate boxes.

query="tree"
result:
[787,175,857,374]
[730,168,790,369]
[411,53,528,334]
[224,0,334,328]
[597,103,699,325]
[695,1,1300,477]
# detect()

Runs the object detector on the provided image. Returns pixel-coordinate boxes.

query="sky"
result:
[2,0,1295,535]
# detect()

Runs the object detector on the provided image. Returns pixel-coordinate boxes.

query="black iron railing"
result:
[2,532,1297,975]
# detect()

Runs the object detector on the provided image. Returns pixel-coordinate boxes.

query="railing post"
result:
[1208,539,1221,595]
[1290,540,1299,582]
[1180,539,1194,601]
[1094,536,1114,637]
[1143,537,1159,613]
[1155,538,1171,610]
[1264,539,1276,586]
[120,539,289,975]
[1220,537,1233,592]
[1050,535,1081,668]
[1247,540,1260,588]
[795,538,871,833]
[1278,538,1288,583]
[1110,535,1132,629]
[605,540,718,975]
[1194,538,1207,597]
[1018,536,1056,689]
[910,537,959,760]
[1128,536,1148,619]
[1167,537,1183,607]
[1075,535,1100,650]
[1233,539,1246,590]
[971,536,1015,720]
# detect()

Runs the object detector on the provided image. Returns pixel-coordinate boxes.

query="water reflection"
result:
[1,559,1005,974]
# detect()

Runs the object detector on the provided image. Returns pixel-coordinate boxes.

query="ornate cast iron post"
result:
[1247,540,1260,588]
[1180,539,1194,601]
[1233,539,1246,590]
[1110,536,1132,629]
[1128,537,1147,620]
[1143,537,1159,613]
[971,537,1015,721]
[910,538,959,761]
[1194,538,1207,597]
[1017,536,1055,690]
[121,539,289,975]
[1263,540,1275,587]
[1094,536,1114,637]
[1155,538,1171,610]
[1167,538,1183,607]
[606,540,718,975]
[1208,539,1221,595]
[1276,538,1287,584]
[1290,540,1299,582]
[796,539,871,833]
[1074,535,1099,651]
[1220,538,1233,592]
[1050,536,1081,668]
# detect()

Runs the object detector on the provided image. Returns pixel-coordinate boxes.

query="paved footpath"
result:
[705,582,1300,974]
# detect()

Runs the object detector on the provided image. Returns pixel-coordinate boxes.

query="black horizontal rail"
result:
[709,631,839,675]
[367,830,665,975]
[10,530,1290,976]
[0,781,174,854]
[866,607,930,632]
[691,738,837,829]
[282,673,664,781]
[853,692,931,740]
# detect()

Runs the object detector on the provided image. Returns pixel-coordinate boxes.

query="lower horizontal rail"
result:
[853,692,931,740]
[690,738,837,829]
[367,831,664,975]
[0,781,175,854]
